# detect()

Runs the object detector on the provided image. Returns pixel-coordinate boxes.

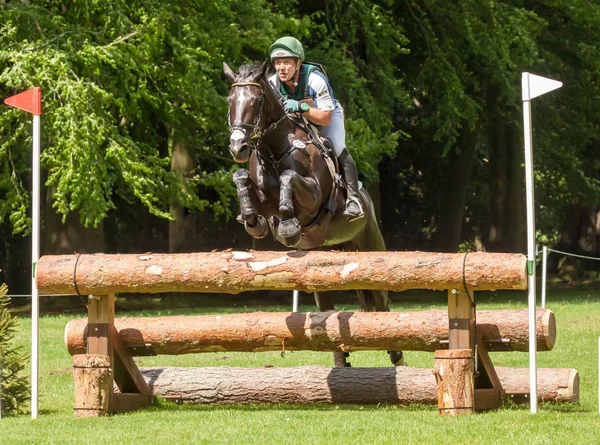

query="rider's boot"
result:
[338,148,365,221]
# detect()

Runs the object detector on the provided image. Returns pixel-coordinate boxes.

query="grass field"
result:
[1,287,599,445]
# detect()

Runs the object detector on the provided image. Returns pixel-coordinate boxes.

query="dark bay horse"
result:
[224,60,403,366]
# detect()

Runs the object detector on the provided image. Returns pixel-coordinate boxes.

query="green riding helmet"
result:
[269,36,304,61]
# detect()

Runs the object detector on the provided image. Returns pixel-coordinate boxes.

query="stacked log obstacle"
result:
[34,250,579,417]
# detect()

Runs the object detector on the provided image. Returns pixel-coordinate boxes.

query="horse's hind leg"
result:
[233,169,268,239]
[314,290,351,368]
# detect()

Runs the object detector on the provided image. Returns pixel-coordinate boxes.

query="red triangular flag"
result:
[4,87,42,115]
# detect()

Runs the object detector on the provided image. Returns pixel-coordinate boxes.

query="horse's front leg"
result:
[233,169,268,239]
[277,169,320,247]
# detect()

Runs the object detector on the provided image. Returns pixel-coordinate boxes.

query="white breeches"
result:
[318,103,346,157]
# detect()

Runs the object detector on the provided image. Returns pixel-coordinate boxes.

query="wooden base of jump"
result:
[136,365,579,406]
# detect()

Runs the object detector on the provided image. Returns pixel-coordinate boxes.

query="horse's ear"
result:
[223,62,236,83]
[259,58,270,77]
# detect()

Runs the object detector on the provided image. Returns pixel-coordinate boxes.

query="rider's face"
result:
[273,58,299,83]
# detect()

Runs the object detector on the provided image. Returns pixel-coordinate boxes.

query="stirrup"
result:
[343,197,365,221]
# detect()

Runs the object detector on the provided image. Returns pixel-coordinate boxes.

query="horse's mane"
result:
[237,60,268,81]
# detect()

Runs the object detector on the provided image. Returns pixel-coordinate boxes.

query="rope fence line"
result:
[538,246,599,309]
[544,248,600,262]
[4,294,74,299]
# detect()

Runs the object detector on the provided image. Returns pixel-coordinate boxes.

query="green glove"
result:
[283,99,300,113]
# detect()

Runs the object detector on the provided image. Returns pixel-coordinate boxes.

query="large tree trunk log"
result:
[37,251,527,295]
[137,365,578,405]
[65,308,555,356]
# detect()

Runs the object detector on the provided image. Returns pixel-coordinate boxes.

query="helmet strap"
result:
[292,59,302,86]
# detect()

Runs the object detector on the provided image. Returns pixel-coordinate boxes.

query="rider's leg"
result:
[338,148,364,220]
[319,105,364,221]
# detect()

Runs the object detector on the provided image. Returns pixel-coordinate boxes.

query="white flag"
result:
[522,72,563,101]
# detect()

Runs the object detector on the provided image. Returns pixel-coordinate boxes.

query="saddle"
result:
[288,110,344,190]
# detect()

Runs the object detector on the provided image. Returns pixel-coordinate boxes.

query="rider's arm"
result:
[303,72,335,127]
[303,107,332,126]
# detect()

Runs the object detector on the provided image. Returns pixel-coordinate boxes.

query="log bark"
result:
[137,365,579,405]
[496,366,579,404]
[36,250,527,295]
[434,349,475,415]
[65,308,555,356]
[72,354,112,418]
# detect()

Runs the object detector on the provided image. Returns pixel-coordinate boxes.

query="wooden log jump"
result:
[36,250,527,295]
[137,365,579,406]
[65,308,556,356]
[36,249,573,417]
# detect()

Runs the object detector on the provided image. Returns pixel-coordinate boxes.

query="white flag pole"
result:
[3,87,43,419]
[541,245,548,308]
[522,75,538,414]
[31,113,41,419]
[521,72,562,414]
[292,290,299,312]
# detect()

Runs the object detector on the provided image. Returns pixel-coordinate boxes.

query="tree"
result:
[0,282,29,414]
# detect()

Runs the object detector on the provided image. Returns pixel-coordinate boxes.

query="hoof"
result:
[278,217,301,246]
[245,215,268,239]
[333,351,351,368]
[237,212,257,226]
[388,350,407,367]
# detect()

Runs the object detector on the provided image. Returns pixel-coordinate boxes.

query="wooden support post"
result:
[82,293,153,414]
[443,289,476,415]
[447,289,475,350]
[474,337,505,410]
[86,294,115,413]
[85,294,115,414]
[72,354,112,418]
[434,349,475,415]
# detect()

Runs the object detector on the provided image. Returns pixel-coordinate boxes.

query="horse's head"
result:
[224,60,270,163]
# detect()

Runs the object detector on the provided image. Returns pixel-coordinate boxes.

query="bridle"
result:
[228,81,265,144]
[228,81,288,152]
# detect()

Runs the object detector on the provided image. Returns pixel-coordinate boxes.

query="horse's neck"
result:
[261,83,297,149]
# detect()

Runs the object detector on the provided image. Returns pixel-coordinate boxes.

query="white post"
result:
[521,72,562,414]
[31,114,41,419]
[522,87,538,414]
[541,246,548,308]
[292,290,299,312]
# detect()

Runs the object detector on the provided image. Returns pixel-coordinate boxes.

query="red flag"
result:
[4,87,42,115]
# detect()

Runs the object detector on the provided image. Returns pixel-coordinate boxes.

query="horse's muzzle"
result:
[229,130,250,163]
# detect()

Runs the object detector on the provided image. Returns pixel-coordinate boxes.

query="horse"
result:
[224,60,404,367]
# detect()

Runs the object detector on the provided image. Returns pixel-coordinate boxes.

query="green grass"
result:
[2,287,600,444]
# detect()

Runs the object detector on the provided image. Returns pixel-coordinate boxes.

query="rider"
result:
[267,36,365,221]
